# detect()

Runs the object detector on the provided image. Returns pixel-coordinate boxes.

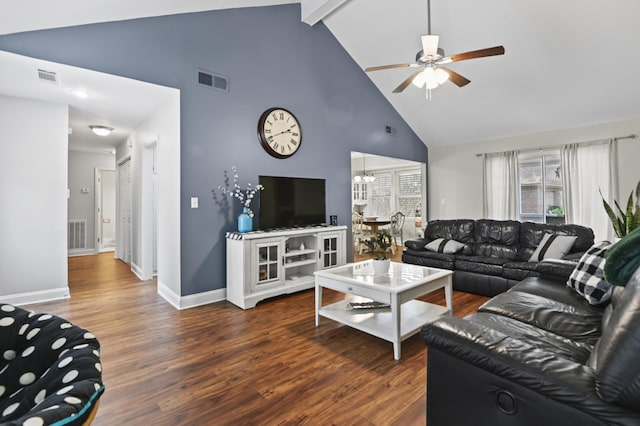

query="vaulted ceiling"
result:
[3,0,640,148]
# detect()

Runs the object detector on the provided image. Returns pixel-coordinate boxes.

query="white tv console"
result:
[226,225,347,309]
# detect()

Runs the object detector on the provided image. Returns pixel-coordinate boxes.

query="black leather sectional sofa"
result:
[402,219,594,296]
[421,264,640,425]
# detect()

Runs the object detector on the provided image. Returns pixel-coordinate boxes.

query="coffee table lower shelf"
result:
[318,297,450,349]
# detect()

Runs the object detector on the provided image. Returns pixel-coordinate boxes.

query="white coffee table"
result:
[314,260,453,360]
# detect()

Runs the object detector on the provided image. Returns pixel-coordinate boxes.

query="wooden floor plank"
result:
[21,251,488,425]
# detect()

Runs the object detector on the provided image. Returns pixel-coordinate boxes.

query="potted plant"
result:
[600,180,640,238]
[365,230,394,275]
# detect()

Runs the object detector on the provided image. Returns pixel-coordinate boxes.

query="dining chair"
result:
[352,212,372,255]
[389,211,406,253]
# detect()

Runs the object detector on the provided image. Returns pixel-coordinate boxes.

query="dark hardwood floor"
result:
[23,249,488,425]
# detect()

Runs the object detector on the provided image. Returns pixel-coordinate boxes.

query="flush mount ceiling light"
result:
[70,89,89,98]
[89,125,113,137]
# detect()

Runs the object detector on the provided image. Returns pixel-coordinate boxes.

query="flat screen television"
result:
[258,176,326,230]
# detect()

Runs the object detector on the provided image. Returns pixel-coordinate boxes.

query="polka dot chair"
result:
[0,304,104,426]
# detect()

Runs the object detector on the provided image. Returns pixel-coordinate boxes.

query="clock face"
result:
[257,108,302,158]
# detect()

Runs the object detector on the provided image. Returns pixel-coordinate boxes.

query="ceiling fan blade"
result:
[421,35,440,58]
[440,67,471,87]
[392,71,424,93]
[365,63,414,72]
[447,46,505,63]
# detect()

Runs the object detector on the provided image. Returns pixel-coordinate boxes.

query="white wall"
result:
[429,117,640,235]
[68,150,115,252]
[116,93,181,301]
[0,95,69,304]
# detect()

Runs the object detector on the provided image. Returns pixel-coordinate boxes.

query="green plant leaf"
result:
[626,191,635,234]
[601,189,624,238]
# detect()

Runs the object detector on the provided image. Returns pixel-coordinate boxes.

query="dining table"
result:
[363,219,390,234]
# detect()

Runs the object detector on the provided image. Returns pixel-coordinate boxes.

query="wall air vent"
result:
[196,68,228,93]
[37,68,59,85]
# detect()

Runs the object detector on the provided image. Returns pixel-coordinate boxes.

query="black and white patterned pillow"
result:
[425,238,466,254]
[529,233,577,261]
[566,241,614,305]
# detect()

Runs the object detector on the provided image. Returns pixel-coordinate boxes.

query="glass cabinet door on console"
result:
[251,237,282,292]
[319,232,344,269]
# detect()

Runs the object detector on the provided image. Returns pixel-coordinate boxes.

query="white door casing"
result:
[117,157,132,264]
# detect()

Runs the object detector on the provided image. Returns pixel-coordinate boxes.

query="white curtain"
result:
[561,139,618,241]
[483,151,519,220]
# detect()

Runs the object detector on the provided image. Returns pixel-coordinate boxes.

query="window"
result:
[368,169,422,220]
[397,170,422,217]
[370,173,392,219]
[518,150,565,224]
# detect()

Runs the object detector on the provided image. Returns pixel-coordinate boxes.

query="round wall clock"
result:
[257,107,302,159]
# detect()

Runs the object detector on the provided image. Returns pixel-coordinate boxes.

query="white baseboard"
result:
[0,287,70,306]
[67,249,97,257]
[157,281,226,310]
[131,262,143,280]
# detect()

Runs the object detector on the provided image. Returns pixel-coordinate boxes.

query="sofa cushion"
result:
[474,219,521,245]
[479,283,604,345]
[472,219,521,260]
[424,219,475,246]
[503,261,539,281]
[425,238,467,254]
[455,255,509,277]
[520,221,595,261]
[401,250,455,270]
[567,241,614,305]
[529,233,577,261]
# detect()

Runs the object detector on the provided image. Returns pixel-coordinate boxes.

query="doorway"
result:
[142,137,159,279]
[350,152,427,258]
[95,168,116,252]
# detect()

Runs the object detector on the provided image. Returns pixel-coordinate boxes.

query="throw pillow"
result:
[567,241,614,305]
[529,233,577,261]
[425,238,466,254]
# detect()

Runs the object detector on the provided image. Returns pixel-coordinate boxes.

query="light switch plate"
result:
[191,197,199,208]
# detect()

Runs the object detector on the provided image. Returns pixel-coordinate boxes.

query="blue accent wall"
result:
[0,5,428,297]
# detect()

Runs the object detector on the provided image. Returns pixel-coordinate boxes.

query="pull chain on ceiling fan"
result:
[365,0,505,100]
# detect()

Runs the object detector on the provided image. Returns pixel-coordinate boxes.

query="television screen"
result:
[258,176,326,230]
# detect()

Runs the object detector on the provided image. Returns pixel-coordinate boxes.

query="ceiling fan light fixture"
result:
[423,67,439,89]
[412,71,427,88]
[89,125,113,137]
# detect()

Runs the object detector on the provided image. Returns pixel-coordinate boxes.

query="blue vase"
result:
[238,207,253,233]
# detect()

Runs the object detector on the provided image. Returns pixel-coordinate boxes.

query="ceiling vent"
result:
[37,68,59,85]
[196,69,228,93]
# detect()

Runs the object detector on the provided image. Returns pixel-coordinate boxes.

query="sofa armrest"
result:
[534,259,577,282]
[422,317,594,391]
[404,237,429,251]
[421,316,639,423]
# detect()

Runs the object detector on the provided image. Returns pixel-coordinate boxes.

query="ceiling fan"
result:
[365,0,505,98]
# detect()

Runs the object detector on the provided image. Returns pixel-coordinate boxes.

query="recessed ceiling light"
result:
[70,89,89,98]
[89,125,113,137]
